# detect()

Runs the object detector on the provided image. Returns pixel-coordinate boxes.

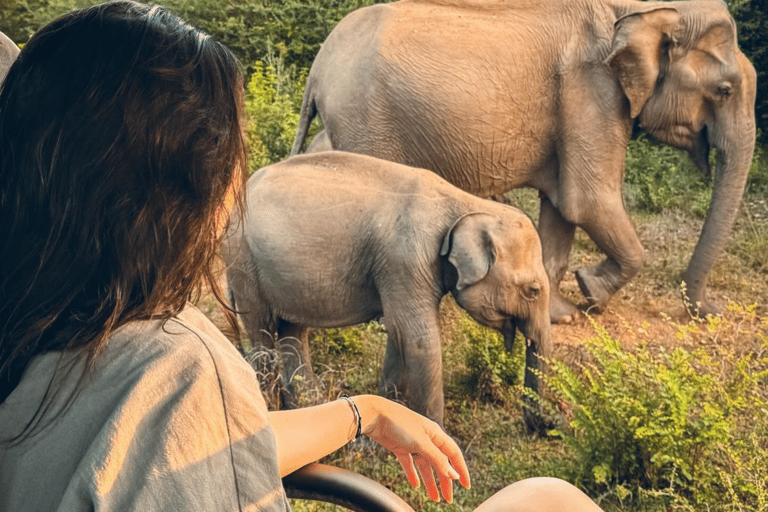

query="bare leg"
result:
[473,477,604,512]
[538,195,579,323]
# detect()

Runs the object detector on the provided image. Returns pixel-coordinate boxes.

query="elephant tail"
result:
[227,283,237,313]
[291,84,317,156]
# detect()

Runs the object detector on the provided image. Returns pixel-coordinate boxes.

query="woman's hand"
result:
[355,395,471,503]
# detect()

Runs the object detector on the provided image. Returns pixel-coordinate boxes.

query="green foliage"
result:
[1,0,379,72]
[308,321,387,396]
[143,0,379,72]
[311,325,367,356]
[541,305,768,509]
[0,0,81,43]
[746,138,768,195]
[457,316,525,403]
[624,135,711,215]
[244,56,310,171]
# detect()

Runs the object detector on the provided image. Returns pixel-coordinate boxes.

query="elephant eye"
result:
[716,84,732,98]
[523,283,540,301]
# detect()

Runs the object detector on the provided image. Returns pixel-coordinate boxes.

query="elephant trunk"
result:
[683,111,756,317]
[504,309,552,433]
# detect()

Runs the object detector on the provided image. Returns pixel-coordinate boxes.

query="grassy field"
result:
[198,154,768,512]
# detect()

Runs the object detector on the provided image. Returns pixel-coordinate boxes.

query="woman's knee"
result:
[473,477,604,512]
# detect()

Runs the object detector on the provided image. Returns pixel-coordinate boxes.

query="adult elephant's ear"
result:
[440,213,498,291]
[606,7,679,119]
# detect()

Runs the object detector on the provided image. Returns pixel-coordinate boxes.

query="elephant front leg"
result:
[574,197,647,312]
[539,195,579,323]
[404,343,445,427]
[381,339,407,404]
[380,311,445,427]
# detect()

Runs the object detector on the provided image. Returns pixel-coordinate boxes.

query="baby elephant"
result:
[224,151,551,428]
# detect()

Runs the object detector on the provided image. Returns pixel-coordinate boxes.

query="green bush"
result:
[541,305,768,509]
[746,139,768,195]
[244,58,306,172]
[458,316,525,403]
[624,135,711,214]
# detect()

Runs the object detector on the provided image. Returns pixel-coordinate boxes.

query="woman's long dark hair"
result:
[0,1,247,433]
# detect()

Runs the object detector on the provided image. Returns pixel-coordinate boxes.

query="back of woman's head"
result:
[0,1,247,402]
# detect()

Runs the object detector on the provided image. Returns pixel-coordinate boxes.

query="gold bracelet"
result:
[340,394,362,440]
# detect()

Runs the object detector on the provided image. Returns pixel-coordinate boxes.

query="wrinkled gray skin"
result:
[292,0,757,323]
[0,31,20,85]
[224,152,551,428]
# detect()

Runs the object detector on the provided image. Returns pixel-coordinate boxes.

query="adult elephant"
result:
[291,0,757,323]
[0,31,20,84]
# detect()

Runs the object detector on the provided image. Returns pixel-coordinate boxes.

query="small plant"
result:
[308,321,388,398]
[746,137,768,195]
[458,316,525,403]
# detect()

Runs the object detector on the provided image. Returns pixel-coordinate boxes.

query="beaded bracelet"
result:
[340,394,362,440]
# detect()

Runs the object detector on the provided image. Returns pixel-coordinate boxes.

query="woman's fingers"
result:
[396,450,459,502]
[413,453,441,501]
[396,452,421,489]
[438,468,455,504]
[430,429,471,489]
[358,396,471,501]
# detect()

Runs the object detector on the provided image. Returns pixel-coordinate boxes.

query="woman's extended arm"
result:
[269,394,471,503]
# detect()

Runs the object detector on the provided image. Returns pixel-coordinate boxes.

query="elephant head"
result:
[607,0,757,316]
[440,210,552,407]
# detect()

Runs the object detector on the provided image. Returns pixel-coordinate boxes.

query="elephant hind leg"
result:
[539,195,579,324]
[277,321,319,408]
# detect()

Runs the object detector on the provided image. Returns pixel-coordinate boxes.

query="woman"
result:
[0,2,603,511]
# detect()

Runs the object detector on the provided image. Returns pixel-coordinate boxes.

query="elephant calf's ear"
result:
[440,213,496,291]
[606,7,679,118]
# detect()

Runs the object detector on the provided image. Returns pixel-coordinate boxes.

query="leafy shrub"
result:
[458,316,525,403]
[746,138,768,195]
[624,135,710,214]
[308,321,387,396]
[542,305,768,509]
[311,325,368,356]
[244,58,306,172]
[167,0,379,71]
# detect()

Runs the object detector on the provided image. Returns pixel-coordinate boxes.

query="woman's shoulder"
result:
[78,304,266,421]
[101,304,245,378]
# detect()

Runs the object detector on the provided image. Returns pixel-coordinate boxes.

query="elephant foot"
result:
[574,267,616,313]
[684,294,720,319]
[549,293,580,324]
